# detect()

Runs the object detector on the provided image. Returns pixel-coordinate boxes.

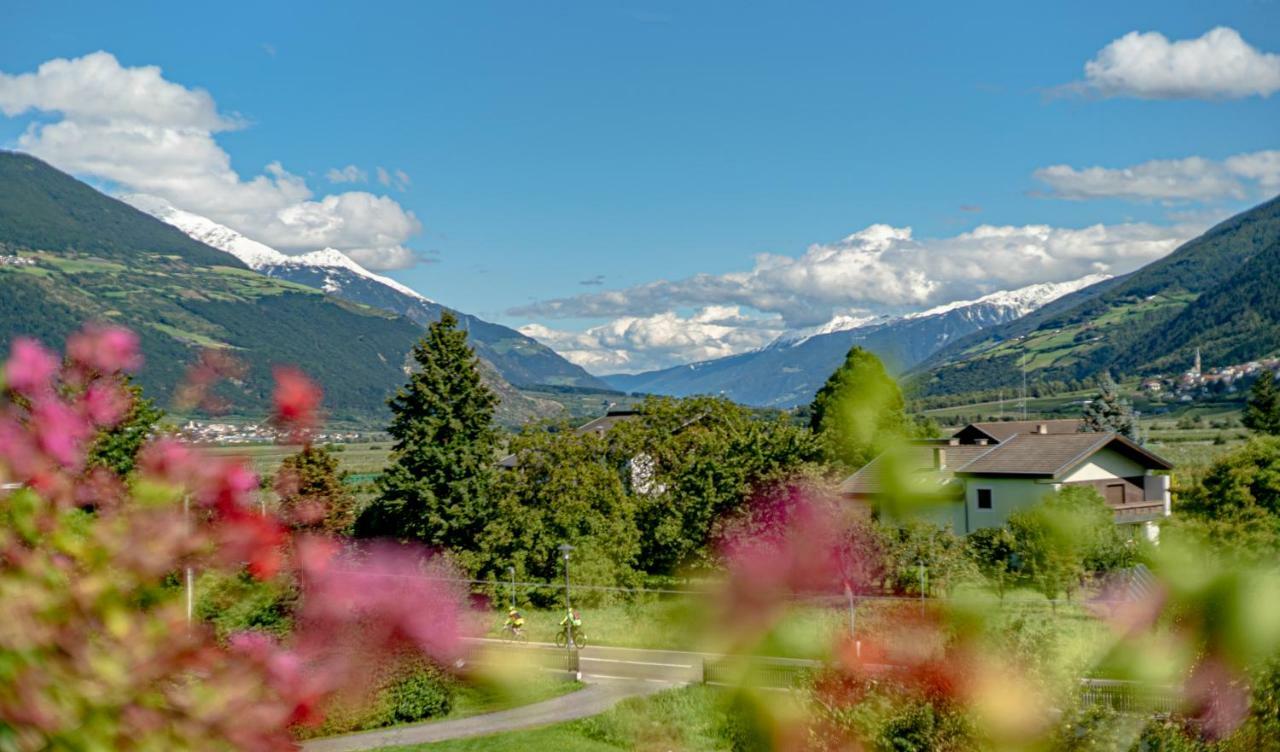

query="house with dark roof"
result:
[839,420,1174,541]
[497,409,640,469]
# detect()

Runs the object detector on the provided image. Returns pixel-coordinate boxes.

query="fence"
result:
[1078,678,1179,715]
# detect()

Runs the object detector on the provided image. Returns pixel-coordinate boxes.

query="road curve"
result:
[300,677,665,752]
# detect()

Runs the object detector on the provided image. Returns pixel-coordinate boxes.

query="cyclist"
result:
[504,607,525,635]
[558,607,583,643]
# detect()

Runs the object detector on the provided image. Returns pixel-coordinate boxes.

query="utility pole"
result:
[844,582,859,658]
[918,560,927,614]
[184,494,194,628]
[1021,350,1028,420]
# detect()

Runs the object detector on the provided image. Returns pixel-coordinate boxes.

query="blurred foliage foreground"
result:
[4,327,1280,751]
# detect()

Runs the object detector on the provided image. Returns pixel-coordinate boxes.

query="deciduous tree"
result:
[809,347,911,470]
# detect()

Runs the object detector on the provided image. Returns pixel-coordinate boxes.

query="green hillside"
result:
[0,152,428,421]
[911,195,1280,398]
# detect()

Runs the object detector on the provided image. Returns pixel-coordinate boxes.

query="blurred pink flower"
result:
[83,381,131,427]
[271,367,321,441]
[31,400,94,470]
[5,338,58,397]
[67,325,141,374]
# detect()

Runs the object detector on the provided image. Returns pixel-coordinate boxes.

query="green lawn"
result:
[487,586,1112,665]
[387,686,734,751]
[204,442,391,477]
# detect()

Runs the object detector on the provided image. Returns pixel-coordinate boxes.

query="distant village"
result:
[1139,348,1280,402]
[178,420,371,445]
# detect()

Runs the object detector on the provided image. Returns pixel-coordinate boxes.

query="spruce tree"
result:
[1080,374,1140,442]
[355,312,499,557]
[1244,371,1280,435]
[809,346,909,470]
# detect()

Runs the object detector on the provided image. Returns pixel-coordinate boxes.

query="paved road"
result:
[301,676,665,752]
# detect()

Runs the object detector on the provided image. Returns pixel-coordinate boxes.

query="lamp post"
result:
[558,544,576,674]
[508,566,516,609]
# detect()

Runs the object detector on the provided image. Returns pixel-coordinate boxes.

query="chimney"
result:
[975,438,989,446]
[1036,423,1048,434]
[932,447,947,470]
[948,437,961,446]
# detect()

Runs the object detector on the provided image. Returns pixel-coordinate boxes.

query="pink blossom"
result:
[5,339,58,397]
[31,400,94,469]
[83,381,131,427]
[67,325,141,374]
[271,366,322,441]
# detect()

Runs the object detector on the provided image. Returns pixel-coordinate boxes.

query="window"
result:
[976,488,992,510]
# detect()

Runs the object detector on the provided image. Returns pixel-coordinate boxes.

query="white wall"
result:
[961,477,1059,533]
[1059,449,1148,483]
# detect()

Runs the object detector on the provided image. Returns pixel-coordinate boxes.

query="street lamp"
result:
[558,544,575,614]
[558,544,576,673]
[508,566,516,609]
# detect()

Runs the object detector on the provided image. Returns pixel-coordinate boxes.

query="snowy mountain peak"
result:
[124,194,289,268]
[903,274,1112,320]
[770,273,1111,349]
[124,195,433,303]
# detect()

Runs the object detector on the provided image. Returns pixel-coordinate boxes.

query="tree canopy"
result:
[809,346,912,470]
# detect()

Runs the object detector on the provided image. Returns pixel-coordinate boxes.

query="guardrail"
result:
[1078,678,1179,714]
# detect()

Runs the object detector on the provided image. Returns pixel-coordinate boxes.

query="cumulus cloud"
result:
[0,52,422,270]
[1034,150,1280,202]
[511,221,1193,328]
[520,306,786,373]
[326,165,367,184]
[1072,27,1280,99]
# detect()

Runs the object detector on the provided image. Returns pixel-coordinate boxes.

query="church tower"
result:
[1194,347,1201,376]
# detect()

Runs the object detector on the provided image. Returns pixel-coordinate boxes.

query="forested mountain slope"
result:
[910,195,1280,397]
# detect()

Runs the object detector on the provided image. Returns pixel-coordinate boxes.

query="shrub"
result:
[386,667,453,723]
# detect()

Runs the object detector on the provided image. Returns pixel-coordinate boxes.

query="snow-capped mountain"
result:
[127,197,607,391]
[125,195,431,302]
[605,274,1113,407]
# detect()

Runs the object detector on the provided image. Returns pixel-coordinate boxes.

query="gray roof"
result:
[956,419,1084,443]
[954,432,1172,477]
[841,427,1172,494]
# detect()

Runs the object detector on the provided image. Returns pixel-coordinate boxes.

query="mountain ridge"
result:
[603,276,1105,407]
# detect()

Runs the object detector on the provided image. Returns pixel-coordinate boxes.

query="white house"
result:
[840,420,1174,541]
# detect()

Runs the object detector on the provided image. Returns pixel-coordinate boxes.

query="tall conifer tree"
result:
[1244,371,1280,436]
[355,312,499,559]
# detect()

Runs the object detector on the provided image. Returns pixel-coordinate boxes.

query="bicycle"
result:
[500,623,528,643]
[554,625,587,649]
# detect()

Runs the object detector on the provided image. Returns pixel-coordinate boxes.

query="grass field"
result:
[486,586,1111,668]
[386,686,734,752]
[204,442,392,478]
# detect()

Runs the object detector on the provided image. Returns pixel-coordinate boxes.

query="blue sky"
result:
[2,1,1278,372]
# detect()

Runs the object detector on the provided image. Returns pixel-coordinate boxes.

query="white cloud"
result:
[1074,27,1280,99]
[520,306,785,374]
[1034,150,1280,202]
[326,164,367,183]
[0,52,422,270]
[376,166,411,191]
[511,221,1193,327]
